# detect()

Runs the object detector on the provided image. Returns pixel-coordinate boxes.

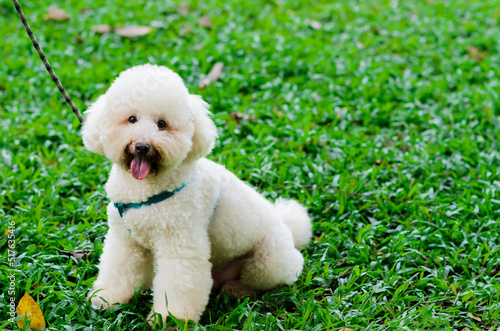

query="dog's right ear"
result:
[81,96,106,155]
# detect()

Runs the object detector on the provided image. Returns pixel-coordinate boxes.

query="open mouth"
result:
[130,155,151,180]
[123,143,160,180]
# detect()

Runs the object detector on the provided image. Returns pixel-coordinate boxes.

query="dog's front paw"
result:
[147,307,200,328]
[147,309,167,329]
[88,289,122,310]
[147,315,176,331]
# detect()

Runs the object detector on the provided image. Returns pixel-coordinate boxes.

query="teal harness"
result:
[113,183,186,217]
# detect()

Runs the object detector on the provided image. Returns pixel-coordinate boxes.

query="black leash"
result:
[12,0,84,124]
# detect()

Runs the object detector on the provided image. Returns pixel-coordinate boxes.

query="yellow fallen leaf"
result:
[16,292,46,330]
[3,229,8,237]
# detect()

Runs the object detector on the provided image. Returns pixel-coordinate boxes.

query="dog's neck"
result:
[105,160,196,203]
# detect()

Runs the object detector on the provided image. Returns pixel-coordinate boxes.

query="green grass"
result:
[1,0,500,329]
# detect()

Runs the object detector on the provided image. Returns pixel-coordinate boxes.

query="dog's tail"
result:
[274,198,312,250]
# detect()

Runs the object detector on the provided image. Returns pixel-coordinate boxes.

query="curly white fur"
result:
[83,64,312,324]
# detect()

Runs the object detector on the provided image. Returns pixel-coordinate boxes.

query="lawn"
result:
[1,0,500,330]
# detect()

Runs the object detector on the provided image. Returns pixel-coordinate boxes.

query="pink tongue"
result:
[130,156,151,180]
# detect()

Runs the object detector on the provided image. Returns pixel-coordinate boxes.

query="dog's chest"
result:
[118,205,175,250]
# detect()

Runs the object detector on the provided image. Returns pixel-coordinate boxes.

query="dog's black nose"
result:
[135,142,150,156]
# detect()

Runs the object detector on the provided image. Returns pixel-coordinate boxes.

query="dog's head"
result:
[81,64,217,180]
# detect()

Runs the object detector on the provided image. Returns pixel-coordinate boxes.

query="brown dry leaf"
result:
[92,24,112,34]
[199,62,224,88]
[58,249,94,259]
[229,112,257,123]
[44,6,70,21]
[115,26,152,37]
[338,267,352,278]
[467,312,481,322]
[31,285,46,298]
[310,20,322,30]
[178,2,190,15]
[16,292,46,330]
[179,25,192,37]
[339,328,354,331]
[230,112,247,123]
[198,15,212,28]
[80,8,92,14]
[467,46,484,61]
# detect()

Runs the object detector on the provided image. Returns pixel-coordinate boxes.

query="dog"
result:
[82,64,312,325]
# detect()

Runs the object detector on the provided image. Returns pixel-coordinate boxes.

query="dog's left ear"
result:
[185,94,218,161]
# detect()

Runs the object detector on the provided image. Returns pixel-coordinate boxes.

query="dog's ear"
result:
[186,94,218,161]
[81,96,106,155]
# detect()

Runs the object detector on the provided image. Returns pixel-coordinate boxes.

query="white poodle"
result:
[82,64,312,325]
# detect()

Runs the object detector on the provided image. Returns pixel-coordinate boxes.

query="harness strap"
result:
[113,183,186,217]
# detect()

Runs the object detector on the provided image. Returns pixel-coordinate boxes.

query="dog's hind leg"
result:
[239,223,304,291]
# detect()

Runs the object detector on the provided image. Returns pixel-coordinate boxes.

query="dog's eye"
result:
[157,120,167,129]
[128,116,137,124]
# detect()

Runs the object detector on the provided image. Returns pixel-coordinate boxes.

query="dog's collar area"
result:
[113,183,186,217]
